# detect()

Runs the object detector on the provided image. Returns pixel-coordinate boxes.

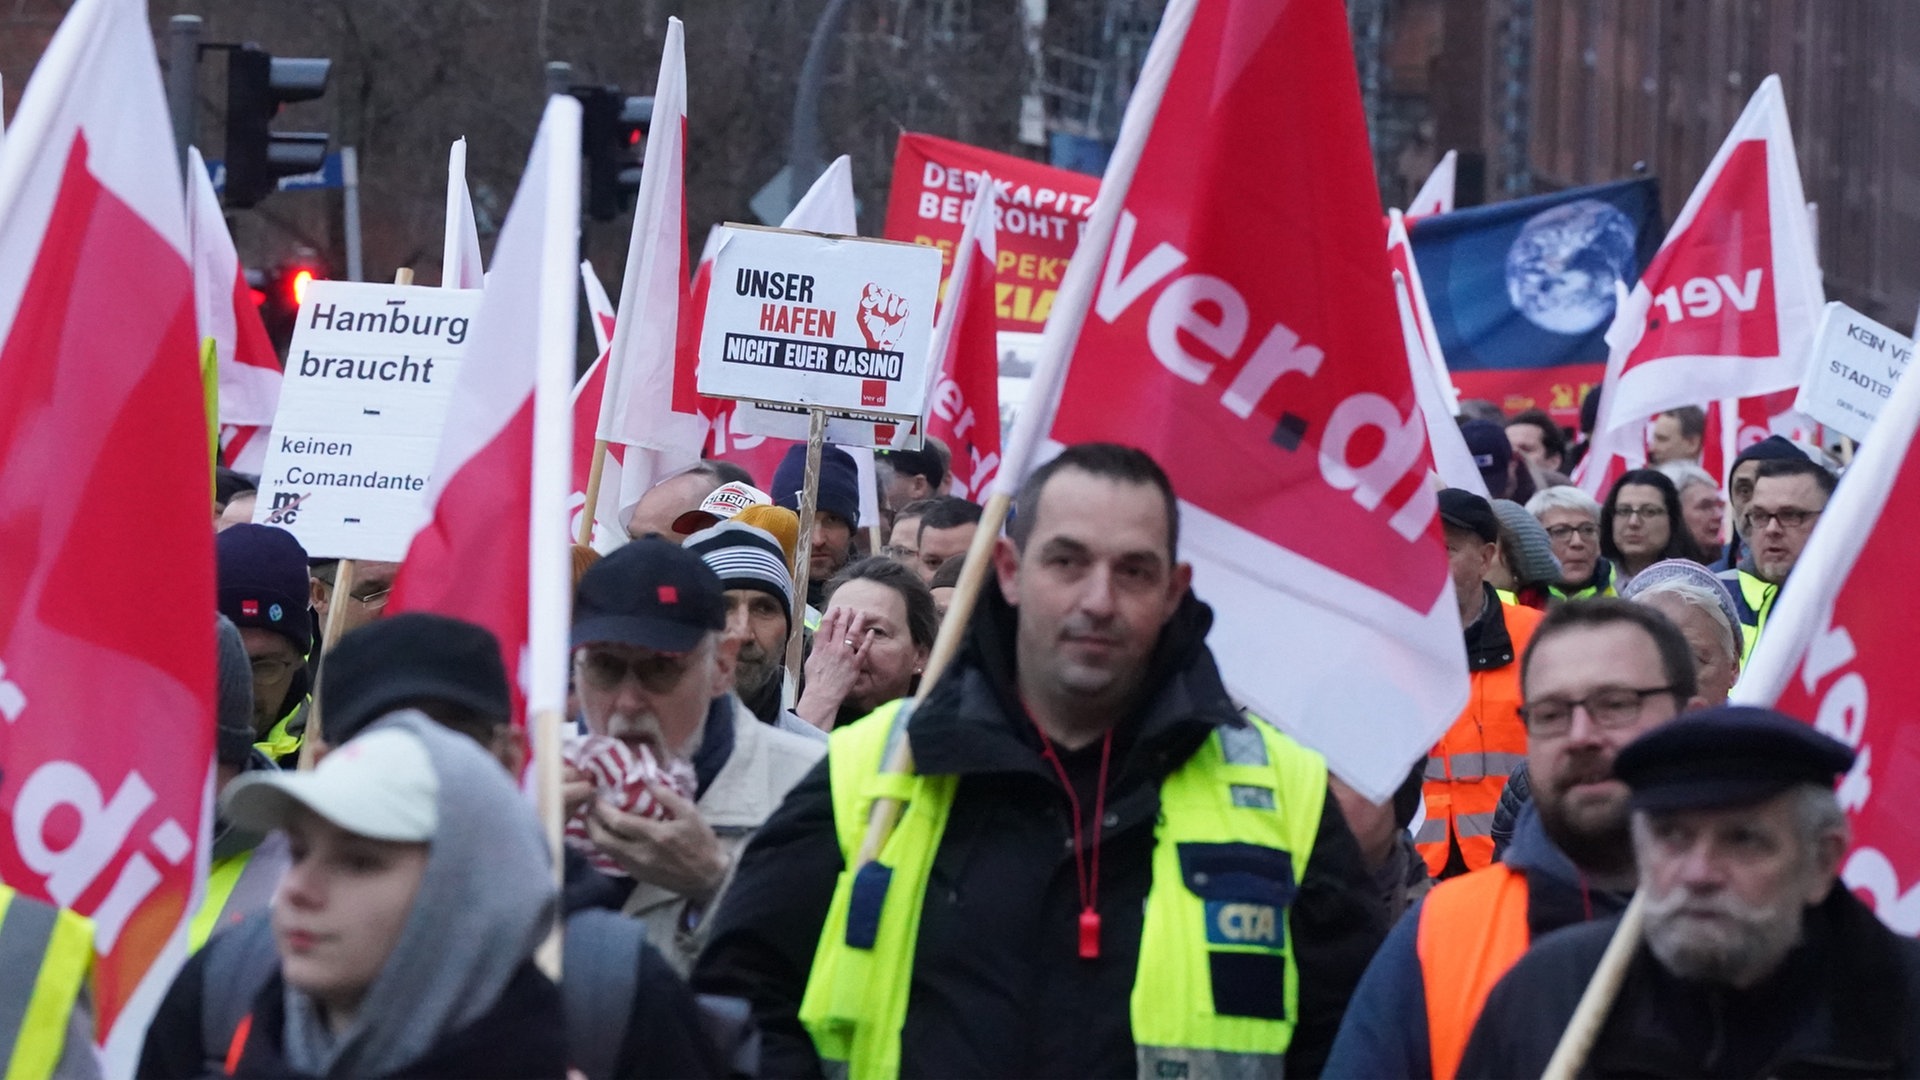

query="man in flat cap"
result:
[1459,706,1920,1077]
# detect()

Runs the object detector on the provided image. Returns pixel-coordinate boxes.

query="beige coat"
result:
[623,694,825,972]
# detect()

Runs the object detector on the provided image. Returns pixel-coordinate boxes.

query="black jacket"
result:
[692,580,1386,1078]
[141,956,567,1079]
[1458,886,1920,1078]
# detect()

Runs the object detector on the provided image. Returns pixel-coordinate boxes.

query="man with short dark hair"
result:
[882,497,936,568]
[1328,599,1702,1080]
[217,524,316,763]
[1417,490,1543,879]
[698,443,1385,1078]
[875,443,947,511]
[1718,455,1835,660]
[914,495,983,582]
[1505,409,1566,474]
[1648,406,1707,466]
[1712,435,1808,570]
[1460,707,1920,1077]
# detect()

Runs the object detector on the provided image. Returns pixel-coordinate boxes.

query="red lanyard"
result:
[1032,721,1115,960]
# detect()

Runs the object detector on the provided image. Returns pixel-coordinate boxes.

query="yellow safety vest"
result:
[254,696,308,762]
[0,887,93,1080]
[798,702,1328,1079]
[189,834,291,953]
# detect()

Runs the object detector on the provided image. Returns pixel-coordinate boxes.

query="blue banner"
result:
[1411,178,1663,421]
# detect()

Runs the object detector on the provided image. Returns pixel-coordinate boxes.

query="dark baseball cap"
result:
[1437,488,1500,543]
[322,613,511,744]
[1459,420,1513,492]
[572,537,728,653]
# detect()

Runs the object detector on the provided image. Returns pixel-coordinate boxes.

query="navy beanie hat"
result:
[771,443,862,528]
[217,524,313,655]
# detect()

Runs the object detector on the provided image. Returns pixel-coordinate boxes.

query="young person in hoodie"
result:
[139,713,565,1078]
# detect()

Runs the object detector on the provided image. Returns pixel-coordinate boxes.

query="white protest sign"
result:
[730,398,926,449]
[1794,301,1913,443]
[253,280,483,560]
[697,225,941,421]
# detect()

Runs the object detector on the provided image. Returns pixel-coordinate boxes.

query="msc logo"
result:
[1205,901,1282,949]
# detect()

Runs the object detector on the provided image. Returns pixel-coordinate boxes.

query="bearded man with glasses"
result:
[1716,456,1837,662]
[1327,599,1704,1080]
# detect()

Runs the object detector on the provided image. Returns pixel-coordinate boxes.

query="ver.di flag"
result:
[0,0,214,1068]
[1000,0,1467,801]
[1578,74,1824,495]
[924,173,1003,499]
[390,94,581,725]
[1732,321,1920,934]
[186,145,282,473]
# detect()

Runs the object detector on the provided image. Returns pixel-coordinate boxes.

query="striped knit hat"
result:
[684,521,794,633]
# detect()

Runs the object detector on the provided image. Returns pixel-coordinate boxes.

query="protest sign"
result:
[883,132,1099,334]
[696,225,940,422]
[1794,301,1912,443]
[253,280,482,560]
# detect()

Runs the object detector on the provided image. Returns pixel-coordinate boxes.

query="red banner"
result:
[883,133,1099,334]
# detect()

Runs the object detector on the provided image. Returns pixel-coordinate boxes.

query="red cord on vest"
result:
[1032,721,1115,960]
[224,1013,253,1075]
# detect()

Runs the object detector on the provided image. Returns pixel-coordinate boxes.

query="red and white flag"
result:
[0,0,214,1066]
[1405,148,1456,218]
[186,145,281,473]
[598,19,703,518]
[1578,74,1824,496]
[1732,333,1920,934]
[443,136,486,289]
[923,174,1003,499]
[390,94,581,723]
[1390,211,1484,496]
[569,260,626,550]
[998,0,1467,801]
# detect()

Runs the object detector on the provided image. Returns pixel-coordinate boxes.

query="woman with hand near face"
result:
[795,557,938,731]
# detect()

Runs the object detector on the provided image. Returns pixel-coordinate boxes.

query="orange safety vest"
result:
[1415,863,1531,1080]
[1417,602,1540,878]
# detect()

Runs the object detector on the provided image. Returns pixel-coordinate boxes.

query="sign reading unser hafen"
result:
[697,225,941,422]
[252,281,482,560]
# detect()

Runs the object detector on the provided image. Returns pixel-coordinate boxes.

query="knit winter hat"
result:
[684,521,794,635]
[771,443,861,528]
[1619,558,1744,652]
[217,524,313,655]
[214,615,257,767]
[321,613,512,746]
[734,504,801,571]
[1492,499,1564,587]
[1727,434,1808,480]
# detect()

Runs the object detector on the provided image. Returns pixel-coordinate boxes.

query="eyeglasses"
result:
[1742,507,1822,533]
[881,545,918,562]
[1545,523,1599,542]
[1519,685,1677,737]
[574,648,694,693]
[249,656,297,682]
[348,586,391,607]
[1614,505,1667,521]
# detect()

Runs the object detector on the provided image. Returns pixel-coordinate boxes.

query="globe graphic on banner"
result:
[1504,198,1639,335]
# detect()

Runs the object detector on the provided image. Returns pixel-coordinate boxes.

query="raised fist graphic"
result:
[858,283,910,351]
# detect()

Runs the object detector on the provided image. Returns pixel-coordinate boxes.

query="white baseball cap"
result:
[671,480,771,534]
[223,724,440,842]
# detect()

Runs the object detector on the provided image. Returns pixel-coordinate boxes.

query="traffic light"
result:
[224,44,332,209]
[256,256,327,352]
[573,86,652,221]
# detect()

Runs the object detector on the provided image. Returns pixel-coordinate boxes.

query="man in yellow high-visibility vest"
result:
[694,443,1386,1078]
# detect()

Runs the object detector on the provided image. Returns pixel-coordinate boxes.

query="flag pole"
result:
[577,439,610,547]
[1542,892,1645,1079]
[785,407,828,681]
